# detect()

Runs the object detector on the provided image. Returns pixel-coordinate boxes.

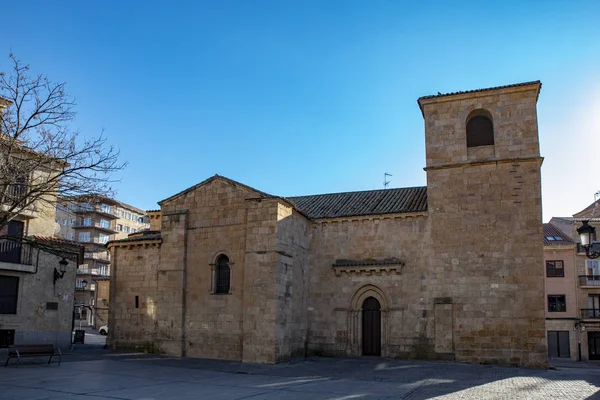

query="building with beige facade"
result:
[542,223,578,360]
[0,98,83,351]
[107,81,548,368]
[55,197,149,328]
[549,199,600,361]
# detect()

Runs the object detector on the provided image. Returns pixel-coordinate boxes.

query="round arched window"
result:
[466,111,494,147]
[215,255,230,294]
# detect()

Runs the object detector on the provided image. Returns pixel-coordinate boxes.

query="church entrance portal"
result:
[362,297,381,356]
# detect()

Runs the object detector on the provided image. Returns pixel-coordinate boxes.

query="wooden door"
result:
[362,297,381,356]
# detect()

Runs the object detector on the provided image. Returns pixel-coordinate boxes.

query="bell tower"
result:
[418,81,547,367]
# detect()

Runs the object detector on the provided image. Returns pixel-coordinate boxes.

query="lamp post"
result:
[577,191,600,260]
[53,258,69,285]
[577,220,599,259]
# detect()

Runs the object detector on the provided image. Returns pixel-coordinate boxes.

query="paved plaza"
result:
[2,349,600,400]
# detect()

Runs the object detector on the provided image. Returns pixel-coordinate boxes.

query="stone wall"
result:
[94,279,110,327]
[273,203,309,361]
[0,250,76,350]
[306,213,430,358]
[420,82,547,368]
[108,242,161,352]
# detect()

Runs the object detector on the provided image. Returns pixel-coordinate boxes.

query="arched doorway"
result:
[362,297,381,356]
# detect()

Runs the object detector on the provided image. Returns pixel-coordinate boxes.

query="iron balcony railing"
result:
[581,309,600,319]
[579,275,600,287]
[77,267,109,277]
[83,252,110,262]
[0,238,33,265]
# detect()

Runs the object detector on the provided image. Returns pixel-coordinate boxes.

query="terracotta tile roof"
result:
[543,224,575,246]
[32,235,83,248]
[573,198,600,219]
[418,81,542,101]
[287,186,427,219]
[106,230,162,246]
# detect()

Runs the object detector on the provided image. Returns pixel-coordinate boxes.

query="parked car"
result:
[99,325,108,335]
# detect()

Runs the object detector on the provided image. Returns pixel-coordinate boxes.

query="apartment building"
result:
[543,223,578,360]
[55,197,149,328]
[549,199,600,361]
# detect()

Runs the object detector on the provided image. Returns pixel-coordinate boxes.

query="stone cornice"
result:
[332,258,404,277]
[424,156,544,172]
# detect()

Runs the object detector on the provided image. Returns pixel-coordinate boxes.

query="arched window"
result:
[466,110,494,147]
[215,255,230,294]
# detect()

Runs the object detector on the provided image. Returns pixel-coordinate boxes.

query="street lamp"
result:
[578,192,600,260]
[53,258,69,285]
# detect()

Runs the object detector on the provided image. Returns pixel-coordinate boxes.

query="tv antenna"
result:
[384,173,392,189]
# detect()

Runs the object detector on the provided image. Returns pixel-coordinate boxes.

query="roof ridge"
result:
[418,80,541,101]
[158,174,272,205]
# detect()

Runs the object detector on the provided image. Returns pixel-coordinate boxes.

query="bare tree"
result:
[0,53,126,231]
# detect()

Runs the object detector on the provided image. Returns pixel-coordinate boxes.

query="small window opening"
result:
[215,255,231,294]
[135,295,139,308]
[466,110,494,147]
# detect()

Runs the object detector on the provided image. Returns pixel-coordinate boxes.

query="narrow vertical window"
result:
[135,295,139,308]
[215,255,231,294]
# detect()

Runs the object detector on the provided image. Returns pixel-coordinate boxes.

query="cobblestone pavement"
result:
[1,352,600,399]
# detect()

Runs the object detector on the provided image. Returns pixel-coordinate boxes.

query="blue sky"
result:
[2,1,600,221]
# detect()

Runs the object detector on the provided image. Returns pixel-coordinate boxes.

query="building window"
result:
[70,218,76,225]
[62,219,67,226]
[548,295,566,312]
[79,232,91,242]
[587,260,600,276]
[117,224,123,232]
[131,228,136,233]
[0,329,15,348]
[466,109,494,147]
[215,255,231,294]
[125,212,131,220]
[100,219,110,229]
[100,204,112,214]
[83,217,92,227]
[98,233,110,244]
[67,233,73,240]
[546,260,565,277]
[0,276,19,314]
[118,209,124,217]
[132,214,137,222]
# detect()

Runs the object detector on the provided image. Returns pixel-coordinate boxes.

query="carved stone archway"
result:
[348,284,389,357]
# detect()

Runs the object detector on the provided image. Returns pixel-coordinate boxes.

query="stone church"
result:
[107,81,547,368]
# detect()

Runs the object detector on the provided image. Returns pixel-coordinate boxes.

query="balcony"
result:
[72,205,118,220]
[75,282,97,291]
[0,238,33,266]
[84,252,110,263]
[72,221,117,234]
[77,266,109,277]
[581,309,600,319]
[579,275,600,287]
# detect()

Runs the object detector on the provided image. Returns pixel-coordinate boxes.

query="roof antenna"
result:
[384,173,392,189]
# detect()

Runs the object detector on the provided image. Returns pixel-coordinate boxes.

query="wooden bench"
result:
[4,344,62,367]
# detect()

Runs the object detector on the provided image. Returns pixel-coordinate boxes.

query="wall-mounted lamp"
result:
[53,258,68,285]
[574,321,586,331]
